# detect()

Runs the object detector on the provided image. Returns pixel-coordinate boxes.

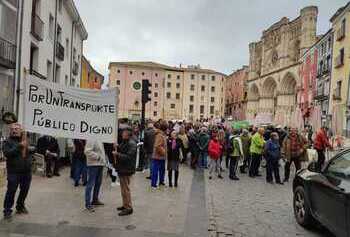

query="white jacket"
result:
[85,140,106,167]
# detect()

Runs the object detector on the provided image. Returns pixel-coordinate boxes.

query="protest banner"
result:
[23,75,118,143]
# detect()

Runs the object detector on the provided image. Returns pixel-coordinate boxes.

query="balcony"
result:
[56,42,64,61]
[0,37,16,69]
[31,14,44,41]
[314,85,327,101]
[72,61,79,75]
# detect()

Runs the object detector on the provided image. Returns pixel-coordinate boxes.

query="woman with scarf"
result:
[167,130,183,187]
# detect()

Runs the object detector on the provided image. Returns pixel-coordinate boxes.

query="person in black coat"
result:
[37,135,60,178]
[143,122,155,178]
[188,129,200,169]
[167,131,183,187]
[113,128,137,216]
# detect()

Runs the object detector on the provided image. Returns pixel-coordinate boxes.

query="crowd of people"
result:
[1,118,334,220]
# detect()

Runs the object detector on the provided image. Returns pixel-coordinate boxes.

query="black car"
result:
[293,149,350,237]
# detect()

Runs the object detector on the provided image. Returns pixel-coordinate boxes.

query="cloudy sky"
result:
[75,0,348,78]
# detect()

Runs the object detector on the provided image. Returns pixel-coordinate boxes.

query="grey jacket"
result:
[85,140,106,167]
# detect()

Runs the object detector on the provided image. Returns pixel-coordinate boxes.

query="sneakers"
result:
[145,176,151,180]
[230,176,239,181]
[209,176,212,180]
[3,213,12,221]
[117,206,126,211]
[118,208,133,216]
[91,200,104,206]
[111,181,120,187]
[86,206,95,213]
[218,175,223,179]
[16,207,29,215]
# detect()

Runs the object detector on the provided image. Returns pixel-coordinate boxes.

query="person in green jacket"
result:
[249,127,265,177]
[228,130,242,180]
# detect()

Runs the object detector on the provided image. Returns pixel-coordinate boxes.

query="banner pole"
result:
[21,72,27,127]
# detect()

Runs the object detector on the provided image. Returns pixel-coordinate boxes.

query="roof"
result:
[82,56,104,79]
[330,2,350,23]
[108,61,226,76]
[65,0,88,40]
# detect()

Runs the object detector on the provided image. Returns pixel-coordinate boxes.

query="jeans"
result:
[70,156,77,178]
[85,166,103,208]
[284,156,301,181]
[199,151,208,168]
[208,158,221,176]
[229,156,239,178]
[249,153,262,177]
[74,159,87,186]
[266,159,281,183]
[3,173,32,215]
[151,159,165,187]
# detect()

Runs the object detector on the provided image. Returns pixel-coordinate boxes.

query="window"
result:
[201,75,205,80]
[30,44,39,72]
[154,92,158,97]
[117,69,120,73]
[325,152,350,179]
[168,74,171,79]
[116,80,120,85]
[335,81,342,98]
[190,84,195,91]
[153,111,157,116]
[191,74,195,80]
[167,92,171,99]
[58,0,63,13]
[65,75,68,85]
[155,83,158,88]
[155,73,158,77]
[49,14,54,40]
[201,85,205,92]
[129,71,133,75]
[189,105,194,113]
[70,77,75,87]
[211,86,215,92]
[177,75,180,80]
[211,97,215,103]
[65,38,69,59]
[142,72,145,76]
[171,104,175,109]
[176,83,180,89]
[46,60,52,81]
[54,64,61,83]
[167,82,171,88]
[56,24,62,43]
[154,101,158,106]
[176,93,180,99]
[211,76,215,81]
[200,105,204,114]
[210,106,214,114]
[190,96,194,102]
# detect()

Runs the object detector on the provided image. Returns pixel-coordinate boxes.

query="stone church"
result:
[246,6,318,126]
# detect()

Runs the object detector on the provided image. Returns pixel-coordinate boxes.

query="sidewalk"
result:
[0,165,202,237]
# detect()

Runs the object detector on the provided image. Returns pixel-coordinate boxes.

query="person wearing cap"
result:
[114,127,137,216]
[3,123,32,220]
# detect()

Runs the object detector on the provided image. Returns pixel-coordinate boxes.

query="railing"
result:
[72,61,79,75]
[31,13,44,41]
[0,37,16,69]
[56,42,64,61]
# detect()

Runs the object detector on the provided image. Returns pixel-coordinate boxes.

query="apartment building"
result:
[0,0,19,135]
[108,62,225,121]
[81,56,104,89]
[16,0,88,121]
[329,2,350,136]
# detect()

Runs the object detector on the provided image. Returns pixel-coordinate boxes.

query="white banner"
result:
[23,76,118,143]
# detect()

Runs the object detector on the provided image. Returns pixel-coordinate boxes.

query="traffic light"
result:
[142,79,151,104]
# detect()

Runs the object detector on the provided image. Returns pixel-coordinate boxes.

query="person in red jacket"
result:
[208,133,223,180]
[313,126,332,172]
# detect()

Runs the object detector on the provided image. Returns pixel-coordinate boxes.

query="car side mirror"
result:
[307,161,318,172]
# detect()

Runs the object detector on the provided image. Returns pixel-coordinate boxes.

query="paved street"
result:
[0,164,334,237]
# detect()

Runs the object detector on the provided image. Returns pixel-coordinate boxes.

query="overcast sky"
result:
[75,0,348,79]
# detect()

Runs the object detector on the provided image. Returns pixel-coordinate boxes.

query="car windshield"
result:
[327,151,350,179]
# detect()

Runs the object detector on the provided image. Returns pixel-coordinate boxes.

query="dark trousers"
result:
[74,159,87,186]
[240,153,251,172]
[249,153,262,177]
[181,148,188,163]
[168,170,179,186]
[191,153,198,169]
[85,166,103,207]
[70,156,77,178]
[229,156,239,178]
[4,173,32,215]
[151,159,165,187]
[316,149,325,172]
[46,157,59,176]
[266,159,281,183]
[284,156,301,181]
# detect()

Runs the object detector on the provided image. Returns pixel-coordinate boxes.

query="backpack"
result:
[227,136,235,154]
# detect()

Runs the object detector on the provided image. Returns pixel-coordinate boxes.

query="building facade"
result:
[108,62,225,121]
[246,6,318,126]
[0,0,19,136]
[81,56,104,89]
[16,0,88,122]
[225,66,249,121]
[329,2,350,136]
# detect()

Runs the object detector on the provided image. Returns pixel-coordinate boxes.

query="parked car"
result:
[293,149,350,237]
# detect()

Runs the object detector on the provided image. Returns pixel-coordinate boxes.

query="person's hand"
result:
[20,139,27,148]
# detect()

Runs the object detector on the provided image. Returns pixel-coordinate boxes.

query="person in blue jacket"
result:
[264,132,283,185]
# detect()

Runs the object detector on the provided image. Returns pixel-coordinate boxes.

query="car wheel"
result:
[293,186,314,228]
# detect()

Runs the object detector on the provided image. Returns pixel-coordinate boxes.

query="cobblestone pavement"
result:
[205,166,334,237]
